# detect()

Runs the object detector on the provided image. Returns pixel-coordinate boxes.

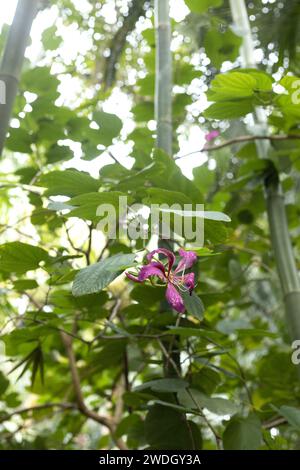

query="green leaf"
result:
[42,25,62,50]
[132,102,154,122]
[182,292,205,320]
[203,211,231,222]
[242,69,274,92]
[6,127,34,153]
[13,279,39,291]
[72,253,137,296]
[22,66,60,97]
[0,371,9,396]
[204,219,228,244]
[67,191,127,221]
[136,378,188,393]
[45,144,74,164]
[116,414,146,447]
[144,404,202,449]
[185,0,223,14]
[174,62,200,86]
[236,329,278,339]
[38,170,100,197]
[193,164,215,194]
[178,389,238,416]
[136,74,155,96]
[204,100,254,119]
[223,414,262,450]
[204,28,242,69]
[93,111,123,146]
[167,326,224,341]
[208,72,258,101]
[274,405,300,431]
[145,188,193,206]
[9,346,44,387]
[0,242,49,274]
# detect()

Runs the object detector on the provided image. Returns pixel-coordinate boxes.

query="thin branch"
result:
[85,223,93,265]
[103,0,147,89]
[158,338,222,449]
[186,388,222,450]
[64,222,87,257]
[175,134,300,159]
[25,317,90,345]
[157,338,181,378]
[60,332,111,427]
[0,402,76,423]
[60,332,127,450]
[263,416,287,429]
[97,238,112,262]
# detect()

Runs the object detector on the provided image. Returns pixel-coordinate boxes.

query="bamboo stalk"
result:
[154,0,180,378]
[229,0,300,351]
[154,0,172,155]
[0,0,39,157]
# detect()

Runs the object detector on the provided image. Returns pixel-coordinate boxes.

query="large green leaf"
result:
[207,72,257,101]
[136,378,188,393]
[93,111,123,146]
[0,242,50,274]
[72,253,137,296]
[274,405,300,431]
[223,414,262,450]
[22,66,60,97]
[6,128,34,153]
[45,144,74,164]
[145,188,193,206]
[67,191,128,221]
[204,100,254,119]
[178,388,238,416]
[144,404,202,449]
[38,170,100,197]
[182,292,205,320]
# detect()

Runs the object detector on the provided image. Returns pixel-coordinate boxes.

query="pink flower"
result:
[205,130,220,142]
[126,248,197,313]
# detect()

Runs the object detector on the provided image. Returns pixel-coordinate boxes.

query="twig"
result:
[186,388,222,449]
[97,238,112,261]
[103,0,147,89]
[263,416,287,429]
[0,402,76,423]
[157,338,181,378]
[175,134,300,160]
[158,338,222,449]
[60,332,127,450]
[64,222,87,258]
[85,223,93,265]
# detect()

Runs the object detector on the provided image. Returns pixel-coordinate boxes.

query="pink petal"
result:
[138,262,166,282]
[182,272,195,293]
[175,249,197,273]
[165,282,185,313]
[147,248,175,273]
[125,272,141,283]
[205,130,220,142]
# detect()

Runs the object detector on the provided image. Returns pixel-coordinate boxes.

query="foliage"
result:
[0,0,300,451]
